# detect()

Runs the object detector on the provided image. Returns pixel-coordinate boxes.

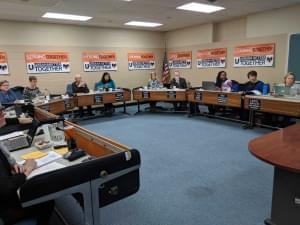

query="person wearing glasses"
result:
[0,80,18,105]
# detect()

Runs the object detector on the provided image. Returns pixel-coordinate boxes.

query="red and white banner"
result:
[25,52,70,74]
[128,52,155,70]
[197,48,227,68]
[0,52,9,75]
[233,43,275,67]
[83,51,117,71]
[168,51,192,69]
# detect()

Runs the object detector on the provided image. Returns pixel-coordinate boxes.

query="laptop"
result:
[0,119,39,152]
[202,81,216,90]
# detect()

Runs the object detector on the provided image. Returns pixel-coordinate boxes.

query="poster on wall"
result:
[197,48,227,68]
[25,52,70,74]
[128,52,155,70]
[83,51,117,72]
[233,43,275,67]
[168,51,192,69]
[0,52,9,75]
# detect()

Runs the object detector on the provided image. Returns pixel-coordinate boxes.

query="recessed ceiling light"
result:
[123,0,133,2]
[176,2,225,13]
[124,21,163,27]
[42,12,92,21]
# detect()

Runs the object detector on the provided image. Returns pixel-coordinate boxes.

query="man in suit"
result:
[170,71,187,110]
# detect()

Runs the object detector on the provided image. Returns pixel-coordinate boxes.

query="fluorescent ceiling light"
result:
[125,21,162,27]
[42,12,92,21]
[177,2,225,13]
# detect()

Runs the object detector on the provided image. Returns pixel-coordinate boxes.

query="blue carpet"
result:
[79,107,273,225]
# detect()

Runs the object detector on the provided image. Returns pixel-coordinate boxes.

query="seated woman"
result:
[215,71,240,92]
[284,72,295,88]
[0,80,18,105]
[0,103,33,135]
[147,72,161,110]
[23,76,42,101]
[0,146,54,225]
[95,72,116,90]
[95,72,116,114]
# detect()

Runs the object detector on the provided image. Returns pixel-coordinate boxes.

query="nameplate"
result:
[249,99,261,110]
[94,95,103,104]
[142,91,150,99]
[41,104,49,112]
[64,99,73,109]
[194,91,202,101]
[115,92,124,101]
[217,94,228,104]
[167,91,176,99]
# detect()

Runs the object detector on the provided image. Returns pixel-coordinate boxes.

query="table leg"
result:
[265,167,300,225]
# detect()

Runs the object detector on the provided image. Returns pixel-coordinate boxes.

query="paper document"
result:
[27,162,65,179]
[21,150,48,160]
[35,151,62,167]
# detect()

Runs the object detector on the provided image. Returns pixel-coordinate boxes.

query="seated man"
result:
[0,103,33,136]
[243,70,264,93]
[170,71,187,110]
[23,76,42,101]
[72,74,93,117]
[0,80,18,105]
[0,145,54,225]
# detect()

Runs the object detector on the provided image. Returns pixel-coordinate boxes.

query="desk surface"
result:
[248,124,300,173]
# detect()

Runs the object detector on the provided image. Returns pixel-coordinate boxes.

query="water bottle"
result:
[262,84,269,95]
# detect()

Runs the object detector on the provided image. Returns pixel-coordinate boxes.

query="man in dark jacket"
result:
[170,71,188,110]
[72,74,93,117]
[0,146,54,225]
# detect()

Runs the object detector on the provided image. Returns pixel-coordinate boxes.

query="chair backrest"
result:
[10,86,24,99]
[66,84,73,95]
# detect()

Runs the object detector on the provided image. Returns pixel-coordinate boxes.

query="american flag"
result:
[161,51,170,84]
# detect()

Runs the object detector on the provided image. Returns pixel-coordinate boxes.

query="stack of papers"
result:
[27,162,65,179]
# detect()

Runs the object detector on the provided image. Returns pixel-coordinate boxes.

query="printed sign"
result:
[25,52,70,74]
[167,91,177,99]
[83,51,117,72]
[168,51,192,69]
[197,48,226,68]
[233,43,275,67]
[115,92,124,101]
[142,91,150,99]
[217,94,228,104]
[249,99,261,110]
[94,95,103,104]
[128,52,155,70]
[0,52,9,75]
[194,91,203,101]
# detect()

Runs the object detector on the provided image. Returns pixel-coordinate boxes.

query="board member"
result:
[72,74,93,117]
[170,71,187,111]
[0,80,18,105]
[23,76,42,101]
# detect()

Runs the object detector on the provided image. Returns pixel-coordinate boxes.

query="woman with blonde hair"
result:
[284,72,296,87]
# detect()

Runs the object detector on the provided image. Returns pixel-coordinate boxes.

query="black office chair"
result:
[10,86,24,99]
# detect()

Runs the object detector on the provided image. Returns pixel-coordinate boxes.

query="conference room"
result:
[1,0,300,225]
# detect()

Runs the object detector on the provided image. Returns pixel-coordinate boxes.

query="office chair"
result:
[11,86,24,99]
[65,84,73,96]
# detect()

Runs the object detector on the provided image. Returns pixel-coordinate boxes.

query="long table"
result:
[133,88,187,113]
[32,89,131,115]
[187,89,243,108]
[249,124,300,225]
[244,95,300,128]
[11,107,141,225]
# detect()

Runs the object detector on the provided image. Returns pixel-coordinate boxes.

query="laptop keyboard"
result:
[2,136,29,152]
